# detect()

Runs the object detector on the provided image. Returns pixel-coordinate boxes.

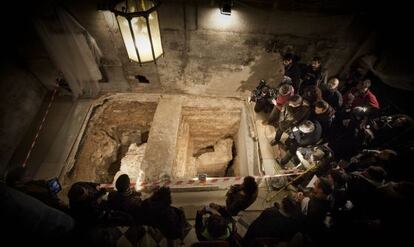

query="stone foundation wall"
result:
[66,93,256,186]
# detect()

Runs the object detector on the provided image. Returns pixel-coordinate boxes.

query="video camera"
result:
[250,80,276,102]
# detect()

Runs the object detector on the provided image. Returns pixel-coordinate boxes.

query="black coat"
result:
[346,172,381,216]
[107,189,142,213]
[226,184,258,216]
[301,66,323,89]
[285,63,302,92]
[322,88,343,111]
[313,107,336,139]
[68,182,106,225]
[140,199,189,239]
[279,104,310,131]
[303,196,331,242]
[293,120,323,147]
[243,207,300,247]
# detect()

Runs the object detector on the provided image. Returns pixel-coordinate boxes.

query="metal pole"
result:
[145,15,157,64]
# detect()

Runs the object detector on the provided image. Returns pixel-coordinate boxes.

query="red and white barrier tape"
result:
[22,85,59,167]
[100,173,304,190]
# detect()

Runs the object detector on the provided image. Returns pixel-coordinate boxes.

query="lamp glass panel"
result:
[131,16,153,62]
[117,15,139,62]
[148,11,163,60]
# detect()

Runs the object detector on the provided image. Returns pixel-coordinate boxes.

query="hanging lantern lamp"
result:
[109,0,163,65]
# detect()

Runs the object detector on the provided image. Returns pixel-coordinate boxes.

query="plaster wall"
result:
[65,0,361,96]
[0,64,47,175]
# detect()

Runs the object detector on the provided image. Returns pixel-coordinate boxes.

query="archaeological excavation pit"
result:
[64,95,158,185]
[64,94,259,187]
[173,106,241,178]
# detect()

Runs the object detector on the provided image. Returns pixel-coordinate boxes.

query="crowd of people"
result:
[1,167,260,246]
[247,53,414,246]
[1,170,191,246]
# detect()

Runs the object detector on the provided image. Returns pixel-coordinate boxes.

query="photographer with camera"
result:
[5,166,68,212]
[278,120,322,168]
[270,95,310,146]
[268,82,295,126]
[250,79,276,113]
[365,114,414,147]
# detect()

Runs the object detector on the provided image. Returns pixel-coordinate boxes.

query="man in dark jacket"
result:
[107,174,142,213]
[225,176,258,216]
[293,120,323,148]
[312,100,335,139]
[243,196,301,247]
[279,120,322,167]
[283,53,302,92]
[302,85,323,108]
[271,95,310,146]
[67,181,109,225]
[346,166,387,217]
[300,56,326,91]
[139,187,190,240]
[321,78,343,111]
[296,177,332,245]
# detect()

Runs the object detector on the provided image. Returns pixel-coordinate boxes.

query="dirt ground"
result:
[65,100,158,186]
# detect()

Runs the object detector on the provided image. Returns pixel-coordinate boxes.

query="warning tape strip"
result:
[22,85,59,167]
[100,172,304,190]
